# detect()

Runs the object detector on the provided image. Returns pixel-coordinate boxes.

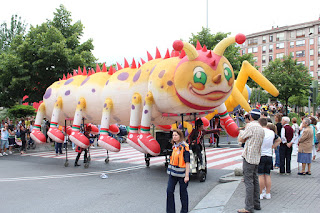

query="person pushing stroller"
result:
[188,119,220,164]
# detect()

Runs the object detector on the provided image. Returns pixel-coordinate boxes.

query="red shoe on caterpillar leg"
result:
[47,127,64,143]
[69,131,90,148]
[98,135,120,152]
[138,133,160,156]
[30,129,46,143]
[220,116,239,137]
[127,132,147,153]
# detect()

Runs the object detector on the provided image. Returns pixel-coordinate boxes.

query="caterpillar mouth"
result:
[188,83,231,101]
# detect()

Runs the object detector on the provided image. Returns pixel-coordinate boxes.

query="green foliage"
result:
[0,15,27,52]
[288,94,309,107]
[250,88,269,104]
[8,104,36,119]
[288,112,302,125]
[188,27,258,87]
[0,4,97,106]
[263,55,312,112]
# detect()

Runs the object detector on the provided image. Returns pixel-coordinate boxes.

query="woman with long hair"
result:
[166,129,190,213]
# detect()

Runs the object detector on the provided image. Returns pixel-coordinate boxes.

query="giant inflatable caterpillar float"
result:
[30,34,279,156]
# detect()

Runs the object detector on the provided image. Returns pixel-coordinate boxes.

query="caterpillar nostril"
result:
[212,74,221,84]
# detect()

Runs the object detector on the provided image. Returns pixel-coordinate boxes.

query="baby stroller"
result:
[189,140,207,182]
[116,125,128,143]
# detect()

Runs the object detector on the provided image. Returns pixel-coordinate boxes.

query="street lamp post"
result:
[308,32,313,115]
[206,0,208,28]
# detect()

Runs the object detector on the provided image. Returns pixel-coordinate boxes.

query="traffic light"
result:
[310,86,314,103]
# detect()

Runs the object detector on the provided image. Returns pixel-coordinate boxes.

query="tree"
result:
[0,5,96,105]
[263,56,312,115]
[7,105,36,119]
[250,88,269,104]
[188,27,257,84]
[0,15,27,52]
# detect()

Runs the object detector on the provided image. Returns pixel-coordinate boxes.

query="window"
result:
[310,49,314,56]
[276,33,285,41]
[269,55,273,62]
[262,36,266,43]
[248,38,258,46]
[309,27,314,34]
[318,47,320,55]
[269,44,273,52]
[290,31,295,38]
[262,46,266,53]
[318,59,320,67]
[310,72,314,77]
[248,48,252,53]
[276,53,284,59]
[296,40,305,47]
[269,35,273,42]
[253,57,258,62]
[253,47,258,53]
[290,41,294,48]
[310,38,314,45]
[296,50,305,57]
[297,61,305,65]
[276,42,285,49]
[310,60,314,67]
[296,29,305,38]
[262,55,266,63]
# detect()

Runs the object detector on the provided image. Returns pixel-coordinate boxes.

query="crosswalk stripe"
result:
[22,146,245,170]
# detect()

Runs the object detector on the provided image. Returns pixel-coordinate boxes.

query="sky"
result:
[2,0,320,67]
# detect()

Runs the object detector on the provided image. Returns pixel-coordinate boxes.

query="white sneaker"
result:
[265,193,271,199]
[2,152,8,156]
[9,151,12,154]
[0,153,3,157]
[260,194,264,200]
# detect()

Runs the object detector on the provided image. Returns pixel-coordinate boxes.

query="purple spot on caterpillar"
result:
[65,90,71,96]
[167,80,173,86]
[43,88,52,99]
[81,77,90,86]
[131,105,135,110]
[144,110,148,114]
[105,80,109,86]
[80,109,82,111]
[117,72,129,81]
[64,78,74,85]
[150,65,156,75]
[144,101,146,106]
[161,86,164,89]
[92,88,96,93]
[78,101,80,105]
[106,108,108,110]
[158,70,165,78]
[133,69,141,82]
[57,82,60,85]
[104,103,107,108]
[56,104,58,107]
[134,97,136,99]
[146,69,149,72]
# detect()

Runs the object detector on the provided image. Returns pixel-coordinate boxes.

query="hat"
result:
[250,109,261,116]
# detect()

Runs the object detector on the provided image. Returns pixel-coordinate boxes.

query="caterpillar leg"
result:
[138,91,160,156]
[47,97,64,143]
[97,98,121,152]
[69,98,90,148]
[127,93,146,153]
[217,104,239,137]
[30,103,47,143]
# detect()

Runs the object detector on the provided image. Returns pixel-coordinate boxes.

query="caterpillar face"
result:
[174,57,234,110]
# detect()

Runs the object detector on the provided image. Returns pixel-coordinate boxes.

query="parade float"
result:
[30,34,279,156]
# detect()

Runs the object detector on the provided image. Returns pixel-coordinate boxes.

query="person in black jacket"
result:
[188,119,220,164]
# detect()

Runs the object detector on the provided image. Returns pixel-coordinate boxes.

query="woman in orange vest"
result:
[166,129,190,213]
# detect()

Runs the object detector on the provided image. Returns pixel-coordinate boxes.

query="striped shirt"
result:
[240,121,265,165]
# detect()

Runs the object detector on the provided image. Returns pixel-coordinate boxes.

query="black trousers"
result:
[190,143,202,164]
[214,134,220,146]
[75,149,88,164]
[279,145,292,173]
[20,140,26,152]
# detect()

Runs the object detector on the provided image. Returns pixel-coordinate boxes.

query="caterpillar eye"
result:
[193,67,207,85]
[223,63,233,81]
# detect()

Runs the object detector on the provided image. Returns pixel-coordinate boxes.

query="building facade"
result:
[240,19,320,80]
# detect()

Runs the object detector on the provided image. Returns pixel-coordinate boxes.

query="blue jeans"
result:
[166,175,188,213]
[275,146,280,167]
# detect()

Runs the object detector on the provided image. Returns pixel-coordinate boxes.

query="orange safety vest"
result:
[170,143,189,168]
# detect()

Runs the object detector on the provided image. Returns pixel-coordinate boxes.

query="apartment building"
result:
[240,19,320,80]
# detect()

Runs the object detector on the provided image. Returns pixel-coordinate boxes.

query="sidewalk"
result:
[192,156,320,213]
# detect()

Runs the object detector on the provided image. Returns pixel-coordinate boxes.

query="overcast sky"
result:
[2,0,320,66]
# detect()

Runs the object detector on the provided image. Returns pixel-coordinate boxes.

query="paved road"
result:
[1,144,237,213]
